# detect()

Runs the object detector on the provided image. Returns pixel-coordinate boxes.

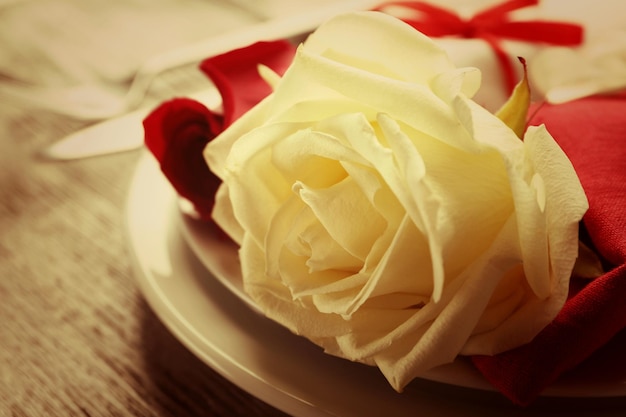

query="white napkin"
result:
[529,28,626,103]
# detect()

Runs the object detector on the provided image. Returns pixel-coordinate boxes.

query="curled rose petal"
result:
[473,96,626,405]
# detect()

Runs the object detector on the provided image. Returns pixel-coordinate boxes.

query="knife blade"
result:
[40,0,383,160]
[42,88,222,160]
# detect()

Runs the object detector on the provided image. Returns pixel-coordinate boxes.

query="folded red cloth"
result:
[472,96,626,405]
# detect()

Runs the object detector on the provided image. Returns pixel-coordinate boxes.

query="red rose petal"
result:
[143,40,296,220]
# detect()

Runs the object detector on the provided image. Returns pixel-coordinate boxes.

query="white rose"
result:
[205,11,588,391]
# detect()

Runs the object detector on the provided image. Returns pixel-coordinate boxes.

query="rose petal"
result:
[143,98,223,220]
[303,11,454,85]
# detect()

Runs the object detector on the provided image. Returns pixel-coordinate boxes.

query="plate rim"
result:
[126,152,626,417]
[173,160,626,399]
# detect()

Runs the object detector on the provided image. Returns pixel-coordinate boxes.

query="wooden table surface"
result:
[0,86,295,417]
[0,2,293,415]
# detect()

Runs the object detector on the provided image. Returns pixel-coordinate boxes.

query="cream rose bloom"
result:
[205,11,588,391]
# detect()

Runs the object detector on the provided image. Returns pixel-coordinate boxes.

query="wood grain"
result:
[0,83,289,417]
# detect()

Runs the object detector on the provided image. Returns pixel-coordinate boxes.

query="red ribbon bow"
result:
[375,0,584,93]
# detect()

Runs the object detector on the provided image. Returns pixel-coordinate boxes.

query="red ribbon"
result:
[375,0,584,93]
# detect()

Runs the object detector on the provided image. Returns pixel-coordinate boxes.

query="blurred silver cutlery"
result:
[9,0,380,122]
[38,0,382,161]
[41,87,222,160]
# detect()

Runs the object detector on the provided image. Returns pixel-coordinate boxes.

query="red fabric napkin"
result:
[143,40,296,219]
[472,96,626,405]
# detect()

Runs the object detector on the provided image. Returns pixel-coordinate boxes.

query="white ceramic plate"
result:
[126,153,626,417]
